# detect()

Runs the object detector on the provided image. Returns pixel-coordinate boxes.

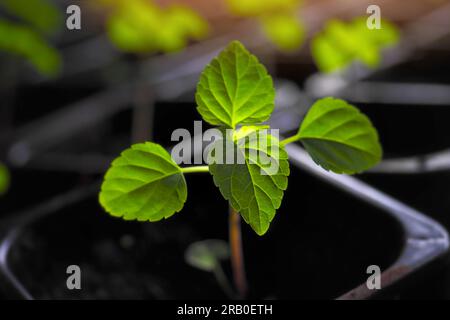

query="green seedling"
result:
[312,17,399,73]
[99,41,382,297]
[226,0,305,52]
[185,239,234,298]
[102,0,209,53]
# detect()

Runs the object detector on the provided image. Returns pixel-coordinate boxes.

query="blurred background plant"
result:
[0,162,9,195]
[311,17,399,73]
[0,0,63,76]
[97,0,209,53]
[185,239,233,298]
[225,0,305,52]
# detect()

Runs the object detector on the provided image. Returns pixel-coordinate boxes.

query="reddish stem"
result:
[229,206,248,299]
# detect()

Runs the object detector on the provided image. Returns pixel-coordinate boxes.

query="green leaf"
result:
[208,127,289,235]
[185,239,230,272]
[260,13,305,52]
[195,41,275,128]
[298,97,382,174]
[99,142,187,221]
[0,162,10,195]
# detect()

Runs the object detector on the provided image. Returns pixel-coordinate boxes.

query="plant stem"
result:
[180,166,209,174]
[229,206,248,299]
[280,133,301,147]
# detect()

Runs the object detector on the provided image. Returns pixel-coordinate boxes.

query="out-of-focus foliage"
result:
[0,162,10,195]
[260,13,305,52]
[185,240,230,272]
[0,0,62,76]
[312,18,399,73]
[103,0,209,53]
[0,19,61,75]
[225,0,305,52]
[226,0,299,16]
[0,0,62,34]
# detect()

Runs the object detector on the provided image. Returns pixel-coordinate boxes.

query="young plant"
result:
[100,0,209,53]
[99,41,382,297]
[226,0,305,51]
[312,17,399,73]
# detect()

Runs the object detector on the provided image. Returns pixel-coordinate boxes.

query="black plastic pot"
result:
[0,141,447,299]
[359,170,450,298]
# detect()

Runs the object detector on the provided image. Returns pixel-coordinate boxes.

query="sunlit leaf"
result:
[0,19,61,75]
[260,13,305,52]
[298,97,382,174]
[99,142,187,221]
[196,41,275,128]
[185,239,230,272]
[0,163,10,195]
[208,127,289,235]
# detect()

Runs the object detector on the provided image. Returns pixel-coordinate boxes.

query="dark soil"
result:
[5,167,404,299]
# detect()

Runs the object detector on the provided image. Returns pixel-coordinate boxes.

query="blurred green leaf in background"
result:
[104,0,209,53]
[226,0,300,16]
[0,0,62,76]
[260,13,305,52]
[311,17,399,73]
[185,239,230,272]
[0,19,61,76]
[226,0,305,52]
[0,162,10,195]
